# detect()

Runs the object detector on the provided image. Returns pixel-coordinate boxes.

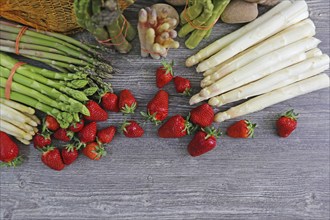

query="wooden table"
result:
[1,1,329,219]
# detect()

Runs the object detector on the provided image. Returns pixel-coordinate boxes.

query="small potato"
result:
[164,0,186,6]
[221,0,258,24]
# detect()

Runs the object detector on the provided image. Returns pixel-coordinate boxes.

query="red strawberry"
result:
[101,92,119,112]
[156,60,174,88]
[276,109,298,137]
[190,103,214,127]
[41,146,65,171]
[158,115,193,138]
[78,122,97,144]
[33,133,51,149]
[187,127,221,157]
[69,119,85,132]
[97,126,116,144]
[61,144,78,165]
[83,142,106,160]
[118,89,137,114]
[173,76,191,95]
[53,128,74,142]
[84,100,108,121]
[227,120,257,138]
[141,90,169,125]
[121,121,144,138]
[45,115,59,131]
[0,132,22,167]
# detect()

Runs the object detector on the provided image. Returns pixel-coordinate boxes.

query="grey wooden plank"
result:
[0,0,329,219]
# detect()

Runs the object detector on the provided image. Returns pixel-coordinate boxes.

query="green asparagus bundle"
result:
[0,21,114,77]
[74,0,136,54]
[0,52,98,128]
[178,0,230,49]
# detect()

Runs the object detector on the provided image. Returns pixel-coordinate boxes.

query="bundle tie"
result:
[183,0,220,31]
[5,62,26,100]
[15,26,28,55]
[97,15,129,46]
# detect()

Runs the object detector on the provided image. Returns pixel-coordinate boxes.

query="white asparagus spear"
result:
[0,103,37,126]
[0,119,33,140]
[201,19,316,87]
[190,37,321,105]
[0,98,35,115]
[138,9,149,57]
[185,0,292,67]
[23,113,41,125]
[145,28,160,59]
[209,54,329,107]
[214,74,330,122]
[1,115,35,133]
[196,0,308,72]
[16,137,30,145]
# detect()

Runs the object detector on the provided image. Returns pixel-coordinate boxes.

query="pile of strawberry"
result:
[0,61,300,169]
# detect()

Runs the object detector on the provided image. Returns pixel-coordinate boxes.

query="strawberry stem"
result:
[281,109,299,120]
[202,127,222,139]
[245,120,257,138]
[161,60,174,76]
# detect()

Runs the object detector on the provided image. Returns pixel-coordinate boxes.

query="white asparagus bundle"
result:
[185,0,292,67]
[196,0,309,72]
[214,74,330,122]
[0,119,33,140]
[190,37,321,105]
[0,100,39,145]
[209,53,329,107]
[0,97,35,115]
[137,7,179,59]
[201,19,316,87]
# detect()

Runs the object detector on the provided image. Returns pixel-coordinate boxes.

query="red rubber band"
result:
[15,26,28,55]
[97,15,129,46]
[183,0,219,31]
[5,62,26,100]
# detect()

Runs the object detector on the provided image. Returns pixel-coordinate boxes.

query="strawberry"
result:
[83,142,106,160]
[61,144,79,165]
[101,92,119,112]
[83,100,108,121]
[97,126,116,144]
[121,121,144,138]
[156,60,174,88]
[53,128,74,142]
[276,109,298,137]
[141,90,169,125]
[78,121,97,144]
[187,127,221,157]
[45,115,60,131]
[41,146,65,171]
[158,115,193,138]
[190,103,214,128]
[33,133,51,149]
[173,76,191,96]
[118,89,137,114]
[227,120,257,138]
[0,132,22,167]
[69,119,85,133]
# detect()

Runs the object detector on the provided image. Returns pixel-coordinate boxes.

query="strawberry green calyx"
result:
[245,120,257,138]
[140,111,161,125]
[121,102,137,114]
[93,145,107,159]
[120,121,131,133]
[202,127,222,139]
[41,145,55,153]
[183,87,192,96]
[183,115,195,135]
[65,143,77,152]
[281,109,299,120]
[0,156,23,167]
[161,60,174,76]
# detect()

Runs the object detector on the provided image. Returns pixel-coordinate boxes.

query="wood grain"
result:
[0,0,329,219]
